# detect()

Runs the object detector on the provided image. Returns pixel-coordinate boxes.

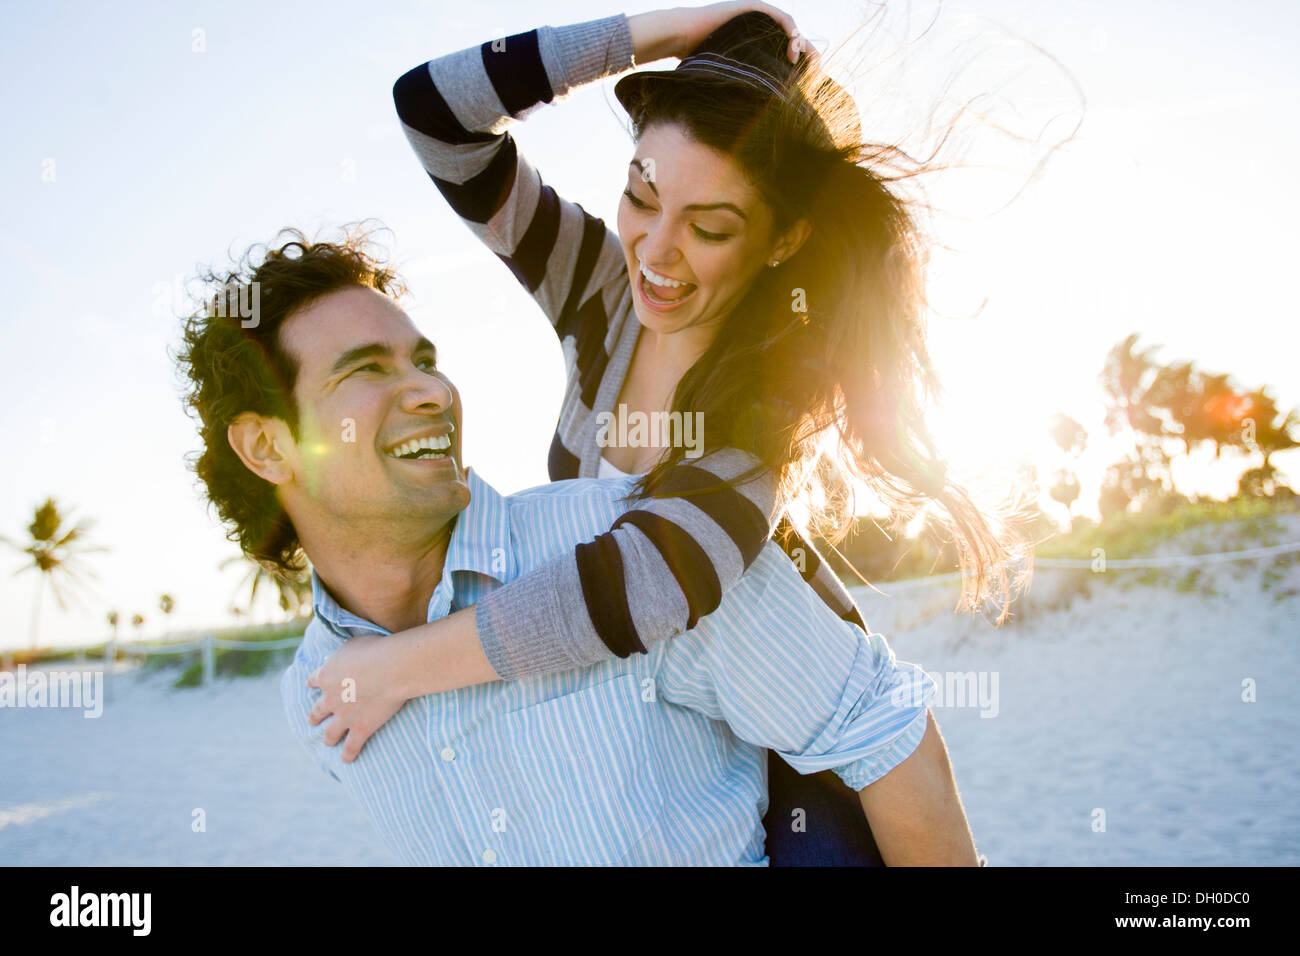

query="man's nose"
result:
[399,366,454,413]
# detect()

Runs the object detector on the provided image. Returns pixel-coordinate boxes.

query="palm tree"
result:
[1100,334,1176,493]
[221,555,312,620]
[1048,414,1087,458]
[1,498,107,650]
[105,609,120,663]
[1047,415,1087,530]
[1098,451,1164,521]
[158,593,176,638]
[1145,361,1203,457]
[1195,373,1251,460]
[1237,388,1300,468]
[1099,333,1164,441]
[1048,468,1081,526]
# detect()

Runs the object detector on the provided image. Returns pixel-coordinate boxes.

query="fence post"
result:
[104,638,116,702]
[202,633,215,686]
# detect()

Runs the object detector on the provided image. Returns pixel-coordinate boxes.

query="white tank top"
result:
[596,454,641,480]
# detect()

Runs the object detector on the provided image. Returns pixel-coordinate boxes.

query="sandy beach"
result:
[3,516,1297,866]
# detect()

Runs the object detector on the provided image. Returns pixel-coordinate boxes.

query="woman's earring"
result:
[769,259,781,268]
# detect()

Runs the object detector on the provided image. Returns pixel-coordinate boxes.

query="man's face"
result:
[276,285,469,532]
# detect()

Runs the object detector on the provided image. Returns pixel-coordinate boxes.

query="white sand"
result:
[852,513,1300,865]
[0,663,399,865]
[3,515,1297,866]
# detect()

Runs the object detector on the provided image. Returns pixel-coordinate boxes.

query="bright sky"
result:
[2,0,1297,650]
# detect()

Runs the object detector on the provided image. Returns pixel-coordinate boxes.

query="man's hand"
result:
[857,709,981,866]
[305,634,409,764]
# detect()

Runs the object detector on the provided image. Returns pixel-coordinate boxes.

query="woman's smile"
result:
[636,260,700,312]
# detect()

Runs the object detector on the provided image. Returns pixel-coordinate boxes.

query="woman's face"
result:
[618,121,798,340]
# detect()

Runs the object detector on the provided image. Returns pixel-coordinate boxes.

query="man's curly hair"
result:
[176,224,407,577]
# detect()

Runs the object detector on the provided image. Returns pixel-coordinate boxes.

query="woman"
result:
[314,1,1024,864]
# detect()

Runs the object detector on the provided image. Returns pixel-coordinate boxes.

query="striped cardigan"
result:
[393,13,871,680]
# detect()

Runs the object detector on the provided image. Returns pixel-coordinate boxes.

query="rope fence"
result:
[850,540,1300,595]
[108,632,305,687]
[13,541,1296,678]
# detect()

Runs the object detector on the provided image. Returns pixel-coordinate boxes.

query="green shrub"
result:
[174,661,203,688]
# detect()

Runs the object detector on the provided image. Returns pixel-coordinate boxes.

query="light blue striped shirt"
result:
[280,468,935,865]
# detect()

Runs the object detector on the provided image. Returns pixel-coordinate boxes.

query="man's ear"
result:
[227,413,296,485]
[772,217,813,265]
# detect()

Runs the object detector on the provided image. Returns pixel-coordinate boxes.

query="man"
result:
[177,228,980,866]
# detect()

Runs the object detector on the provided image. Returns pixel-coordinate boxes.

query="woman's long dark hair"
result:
[621,15,1033,623]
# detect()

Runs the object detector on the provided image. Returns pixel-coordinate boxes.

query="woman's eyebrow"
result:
[628,161,747,220]
[683,201,746,219]
[629,159,654,189]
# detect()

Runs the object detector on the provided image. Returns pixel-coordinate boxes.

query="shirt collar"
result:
[443,466,514,585]
[310,568,378,635]
[309,465,514,633]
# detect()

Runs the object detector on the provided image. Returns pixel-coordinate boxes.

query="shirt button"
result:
[440,747,456,762]
[482,848,498,864]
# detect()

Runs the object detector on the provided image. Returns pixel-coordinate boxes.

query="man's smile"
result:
[383,424,455,461]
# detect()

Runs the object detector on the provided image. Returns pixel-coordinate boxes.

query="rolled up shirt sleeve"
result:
[655,542,936,791]
[805,631,936,791]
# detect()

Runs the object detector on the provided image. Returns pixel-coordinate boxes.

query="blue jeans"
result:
[762,749,885,866]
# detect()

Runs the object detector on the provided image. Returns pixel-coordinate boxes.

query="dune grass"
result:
[168,623,306,688]
[1030,492,1300,600]
[1,621,307,689]
[1036,492,1299,562]
[7,493,1297,680]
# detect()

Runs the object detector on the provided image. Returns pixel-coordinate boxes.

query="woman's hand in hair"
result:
[628,2,804,66]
